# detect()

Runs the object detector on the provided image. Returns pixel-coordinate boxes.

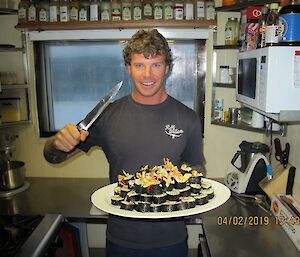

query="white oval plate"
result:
[91,178,230,219]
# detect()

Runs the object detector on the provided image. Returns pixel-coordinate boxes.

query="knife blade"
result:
[286,166,296,195]
[77,81,123,131]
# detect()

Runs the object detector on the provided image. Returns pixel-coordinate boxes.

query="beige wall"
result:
[1,15,299,202]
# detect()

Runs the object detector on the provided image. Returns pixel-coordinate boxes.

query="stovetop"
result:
[0,214,43,257]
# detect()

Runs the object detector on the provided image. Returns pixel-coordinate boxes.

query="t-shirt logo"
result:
[165,124,184,139]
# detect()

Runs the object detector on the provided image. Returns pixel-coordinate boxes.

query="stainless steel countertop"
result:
[0,177,299,256]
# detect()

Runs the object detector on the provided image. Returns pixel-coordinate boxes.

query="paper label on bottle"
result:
[79,8,87,21]
[122,7,132,20]
[196,1,205,19]
[60,6,69,21]
[39,9,48,22]
[90,4,99,21]
[18,7,26,19]
[164,6,173,20]
[28,6,36,21]
[185,3,194,20]
[154,5,163,19]
[70,7,79,20]
[206,3,215,20]
[50,6,58,22]
[112,8,121,20]
[133,6,142,20]
[265,25,279,44]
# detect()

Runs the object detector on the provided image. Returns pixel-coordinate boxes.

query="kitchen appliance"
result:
[225,141,270,194]
[236,46,300,114]
[0,131,28,196]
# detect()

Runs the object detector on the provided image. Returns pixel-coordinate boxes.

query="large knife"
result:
[77,81,123,131]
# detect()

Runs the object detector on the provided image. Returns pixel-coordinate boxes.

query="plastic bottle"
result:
[101,0,111,20]
[60,0,70,22]
[163,0,174,20]
[184,0,194,20]
[28,0,37,22]
[195,0,205,20]
[265,3,280,46]
[143,0,153,19]
[70,0,80,21]
[153,0,163,19]
[257,6,269,48]
[132,0,142,20]
[49,0,59,22]
[174,0,184,20]
[225,17,239,45]
[111,0,121,20]
[79,0,90,21]
[122,0,132,20]
[279,0,300,43]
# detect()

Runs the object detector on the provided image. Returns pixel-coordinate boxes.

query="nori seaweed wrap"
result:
[161,201,177,212]
[150,203,162,212]
[120,200,134,211]
[111,195,124,206]
[194,194,208,205]
[140,193,153,203]
[166,189,180,201]
[135,201,151,212]
[152,193,167,204]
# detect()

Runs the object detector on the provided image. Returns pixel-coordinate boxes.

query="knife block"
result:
[259,163,291,200]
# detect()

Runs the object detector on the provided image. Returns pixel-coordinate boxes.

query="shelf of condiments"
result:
[17,0,217,23]
[222,0,300,51]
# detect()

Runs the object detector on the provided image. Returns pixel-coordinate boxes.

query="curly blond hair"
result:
[123,29,172,67]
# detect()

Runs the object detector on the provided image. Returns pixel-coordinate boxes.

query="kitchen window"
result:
[34,39,206,137]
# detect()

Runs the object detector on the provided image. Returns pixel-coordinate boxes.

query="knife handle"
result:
[286,166,296,195]
[274,138,283,162]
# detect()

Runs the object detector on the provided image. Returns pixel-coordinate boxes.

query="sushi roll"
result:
[135,201,151,212]
[181,197,196,209]
[149,182,163,195]
[177,200,188,210]
[114,186,122,195]
[201,181,211,190]
[111,195,124,206]
[194,194,208,205]
[134,179,145,194]
[178,186,191,197]
[126,191,139,202]
[161,201,178,212]
[190,184,201,194]
[166,189,180,201]
[120,200,134,211]
[180,163,192,174]
[150,203,162,212]
[152,193,167,204]
[120,186,130,198]
[174,178,187,189]
[202,188,214,200]
[140,193,153,203]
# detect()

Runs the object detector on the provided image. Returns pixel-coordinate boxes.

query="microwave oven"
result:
[236,46,300,114]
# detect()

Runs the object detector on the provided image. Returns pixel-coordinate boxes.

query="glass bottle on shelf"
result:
[49,0,59,22]
[225,17,239,45]
[90,0,99,20]
[143,0,153,19]
[18,0,29,23]
[257,6,269,48]
[60,0,70,22]
[195,0,205,20]
[79,0,90,21]
[184,0,194,20]
[265,3,280,46]
[28,0,37,22]
[163,0,173,20]
[111,0,122,20]
[122,0,132,20]
[101,0,111,20]
[174,0,184,20]
[70,0,80,21]
[153,0,163,19]
[132,0,142,20]
[205,0,215,20]
[38,0,50,22]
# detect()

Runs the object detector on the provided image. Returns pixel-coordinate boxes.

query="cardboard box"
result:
[240,6,262,51]
[271,195,300,251]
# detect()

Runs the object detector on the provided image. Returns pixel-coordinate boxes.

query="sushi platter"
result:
[91,159,231,219]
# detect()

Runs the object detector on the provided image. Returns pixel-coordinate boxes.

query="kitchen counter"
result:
[0,177,299,256]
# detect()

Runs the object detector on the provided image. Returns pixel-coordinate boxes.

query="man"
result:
[44,29,204,257]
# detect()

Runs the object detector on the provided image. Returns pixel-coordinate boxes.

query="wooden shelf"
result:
[214,45,239,50]
[15,19,217,31]
[0,47,24,52]
[216,0,279,11]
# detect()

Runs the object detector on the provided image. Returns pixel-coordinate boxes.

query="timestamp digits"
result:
[217,216,270,226]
